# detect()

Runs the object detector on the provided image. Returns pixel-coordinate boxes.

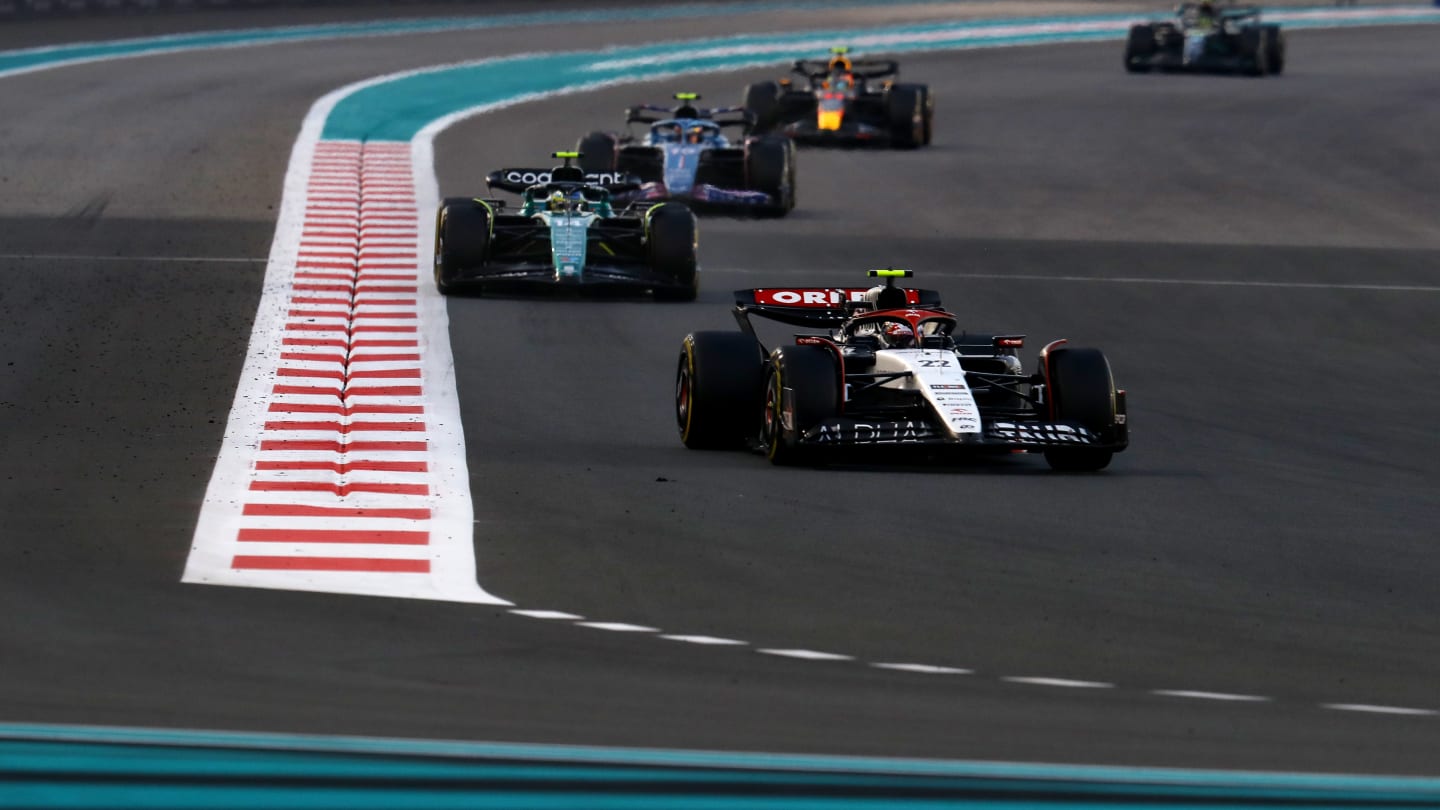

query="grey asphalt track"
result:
[1,8,1438,776]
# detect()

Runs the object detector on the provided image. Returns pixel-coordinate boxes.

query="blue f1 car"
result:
[576,92,796,218]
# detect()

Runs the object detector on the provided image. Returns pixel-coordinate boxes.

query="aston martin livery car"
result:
[434,152,699,301]
[743,48,933,147]
[674,270,1128,470]
[1125,3,1285,76]
[576,93,795,217]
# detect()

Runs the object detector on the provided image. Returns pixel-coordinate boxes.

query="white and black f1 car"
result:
[674,270,1128,470]
[434,152,700,301]
[1125,3,1285,76]
[743,48,933,148]
[576,93,795,217]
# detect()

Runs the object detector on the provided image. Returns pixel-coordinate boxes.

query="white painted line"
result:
[659,635,749,646]
[575,622,661,633]
[757,649,855,661]
[1323,703,1438,716]
[871,663,973,675]
[1151,690,1271,702]
[508,609,583,620]
[716,268,1440,293]
[1003,677,1115,689]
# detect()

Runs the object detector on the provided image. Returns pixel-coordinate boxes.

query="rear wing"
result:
[625,105,755,131]
[1175,2,1261,20]
[732,286,943,331]
[792,58,900,81]
[485,167,639,195]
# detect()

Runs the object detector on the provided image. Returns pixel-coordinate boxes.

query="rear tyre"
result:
[1241,27,1268,77]
[1125,24,1155,72]
[676,332,766,449]
[576,131,618,173]
[1263,25,1285,75]
[616,146,665,185]
[744,136,795,217]
[916,85,934,145]
[743,80,782,133]
[647,203,698,301]
[1042,347,1117,472]
[886,84,924,149]
[434,197,490,295]
[763,345,840,466]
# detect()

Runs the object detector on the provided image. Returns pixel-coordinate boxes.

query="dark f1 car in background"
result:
[674,270,1128,470]
[743,47,933,148]
[1125,3,1285,76]
[576,92,795,217]
[434,152,699,301]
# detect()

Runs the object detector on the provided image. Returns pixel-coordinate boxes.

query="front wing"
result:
[443,258,688,294]
[780,119,897,147]
[629,182,776,212]
[795,416,1128,452]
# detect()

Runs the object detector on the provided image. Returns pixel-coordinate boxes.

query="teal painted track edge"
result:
[4,723,1440,794]
[317,6,1440,142]
[0,0,962,78]
[0,2,1434,80]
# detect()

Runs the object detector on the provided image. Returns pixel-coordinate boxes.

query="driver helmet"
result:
[882,321,914,348]
[685,125,707,145]
[547,190,568,212]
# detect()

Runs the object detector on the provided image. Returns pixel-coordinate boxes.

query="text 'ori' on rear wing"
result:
[732,287,943,330]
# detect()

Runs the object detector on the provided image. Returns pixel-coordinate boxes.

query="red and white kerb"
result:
[185,139,503,603]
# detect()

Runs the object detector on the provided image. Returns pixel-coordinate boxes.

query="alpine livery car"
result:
[434,152,700,301]
[743,47,933,148]
[576,92,795,218]
[674,270,1128,470]
[1125,2,1285,76]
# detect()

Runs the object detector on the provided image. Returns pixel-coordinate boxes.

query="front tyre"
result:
[434,197,490,295]
[1042,346,1118,472]
[763,345,840,466]
[676,332,766,449]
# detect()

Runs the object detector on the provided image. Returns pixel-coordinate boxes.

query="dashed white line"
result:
[871,663,973,675]
[1323,703,1438,716]
[1003,677,1116,689]
[508,609,584,620]
[757,649,855,661]
[575,622,661,633]
[496,608,1437,722]
[1152,690,1271,702]
[660,635,749,646]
